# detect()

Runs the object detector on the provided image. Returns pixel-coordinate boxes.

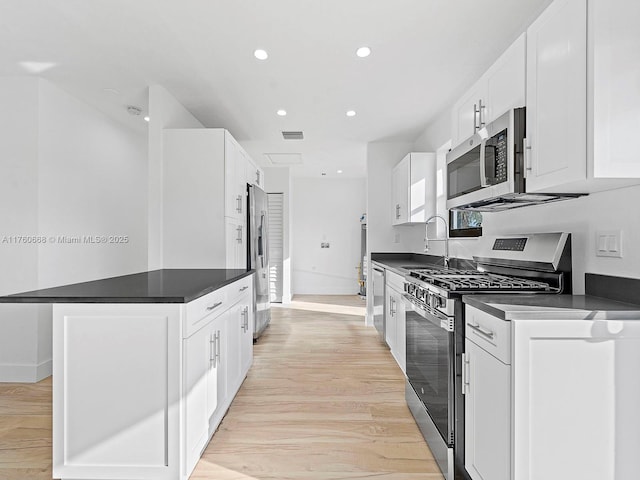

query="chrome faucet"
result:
[424,214,450,268]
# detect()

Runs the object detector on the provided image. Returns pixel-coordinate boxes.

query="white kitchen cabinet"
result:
[464,307,511,480]
[225,217,246,269]
[525,0,587,193]
[464,304,640,480]
[525,0,640,193]
[391,152,436,225]
[590,0,640,178]
[162,128,247,269]
[224,133,248,221]
[184,315,219,475]
[51,273,254,480]
[385,270,406,374]
[451,33,526,147]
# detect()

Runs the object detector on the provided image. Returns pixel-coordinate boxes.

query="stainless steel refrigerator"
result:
[247,184,271,339]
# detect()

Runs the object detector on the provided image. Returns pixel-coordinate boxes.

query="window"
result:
[449,210,482,238]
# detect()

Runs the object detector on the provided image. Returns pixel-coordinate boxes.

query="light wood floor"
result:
[0,295,442,480]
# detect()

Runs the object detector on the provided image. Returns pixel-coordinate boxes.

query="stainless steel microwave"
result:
[446,107,526,210]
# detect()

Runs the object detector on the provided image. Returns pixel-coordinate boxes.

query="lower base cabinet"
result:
[52,274,254,480]
[464,304,640,480]
[385,270,406,375]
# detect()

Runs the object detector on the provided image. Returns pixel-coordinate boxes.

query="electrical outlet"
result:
[320,242,330,248]
[595,230,622,258]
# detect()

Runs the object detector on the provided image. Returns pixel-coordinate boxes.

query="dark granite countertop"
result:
[371,252,476,277]
[0,269,254,304]
[463,294,640,321]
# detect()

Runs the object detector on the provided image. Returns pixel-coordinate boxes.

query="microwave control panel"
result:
[493,129,508,183]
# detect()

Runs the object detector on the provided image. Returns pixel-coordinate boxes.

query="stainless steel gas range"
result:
[403,233,572,480]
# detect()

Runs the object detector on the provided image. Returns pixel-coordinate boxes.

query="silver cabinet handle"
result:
[236,194,243,213]
[468,323,495,340]
[240,307,247,332]
[244,306,249,331]
[206,301,223,311]
[210,333,217,368]
[473,103,479,132]
[462,353,470,395]
[474,99,486,132]
[239,286,248,292]
[216,330,221,364]
[256,170,260,184]
[478,99,485,128]
[523,137,532,176]
[395,204,400,219]
[236,225,243,243]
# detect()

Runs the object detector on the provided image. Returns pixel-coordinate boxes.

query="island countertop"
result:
[0,269,254,304]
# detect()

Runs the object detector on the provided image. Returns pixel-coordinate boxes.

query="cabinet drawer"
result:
[184,288,228,338]
[386,270,405,293]
[226,275,252,306]
[465,305,511,364]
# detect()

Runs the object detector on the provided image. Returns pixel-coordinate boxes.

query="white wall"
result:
[365,141,429,324]
[37,80,148,287]
[291,177,365,295]
[147,85,203,269]
[0,77,148,381]
[0,77,42,381]
[263,167,293,303]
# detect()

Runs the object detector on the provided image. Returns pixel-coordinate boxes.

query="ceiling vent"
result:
[282,131,304,140]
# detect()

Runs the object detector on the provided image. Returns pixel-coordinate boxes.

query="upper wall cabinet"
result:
[525,0,640,193]
[391,152,436,225]
[224,134,248,221]
[162,129,247,269]
[451,33,526,148]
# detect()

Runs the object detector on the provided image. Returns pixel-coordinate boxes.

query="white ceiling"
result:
[0,0,551,178]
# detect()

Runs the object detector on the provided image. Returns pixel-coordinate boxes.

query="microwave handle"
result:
[479,140,489,187]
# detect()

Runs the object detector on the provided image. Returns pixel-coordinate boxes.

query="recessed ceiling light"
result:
[254,49,268,60]
[143,116,150,122]
[346,110,356,117]
[356,46,371,58]
[337,170,343,174]
[277,109,287,116]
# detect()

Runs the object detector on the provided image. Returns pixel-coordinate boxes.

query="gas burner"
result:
[408,269,552,293]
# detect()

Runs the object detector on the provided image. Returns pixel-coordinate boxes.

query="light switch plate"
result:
[595,230,622,258]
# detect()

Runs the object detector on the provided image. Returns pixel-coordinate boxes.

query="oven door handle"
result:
[403,294,453,332]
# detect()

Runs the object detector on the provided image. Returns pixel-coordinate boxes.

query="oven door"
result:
[404,294,455,446]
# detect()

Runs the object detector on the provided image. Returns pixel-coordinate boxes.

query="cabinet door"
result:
[452,81,486,148]
[525,0,587,192]
[184,321,215,474]
[225,218,246,269]
[591,0,640,178]
[205,322,219,422]
[485,33,526,123]
[465,340,511,480]
[225,303,243,396]
[240,293,253,377]
[224,134,246,220]
[385,290,397,351]
[391,157,409,225]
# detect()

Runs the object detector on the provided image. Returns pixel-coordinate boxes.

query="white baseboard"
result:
[0,359,52,383]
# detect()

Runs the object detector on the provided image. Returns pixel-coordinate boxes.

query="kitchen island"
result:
[0,269,255,480]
